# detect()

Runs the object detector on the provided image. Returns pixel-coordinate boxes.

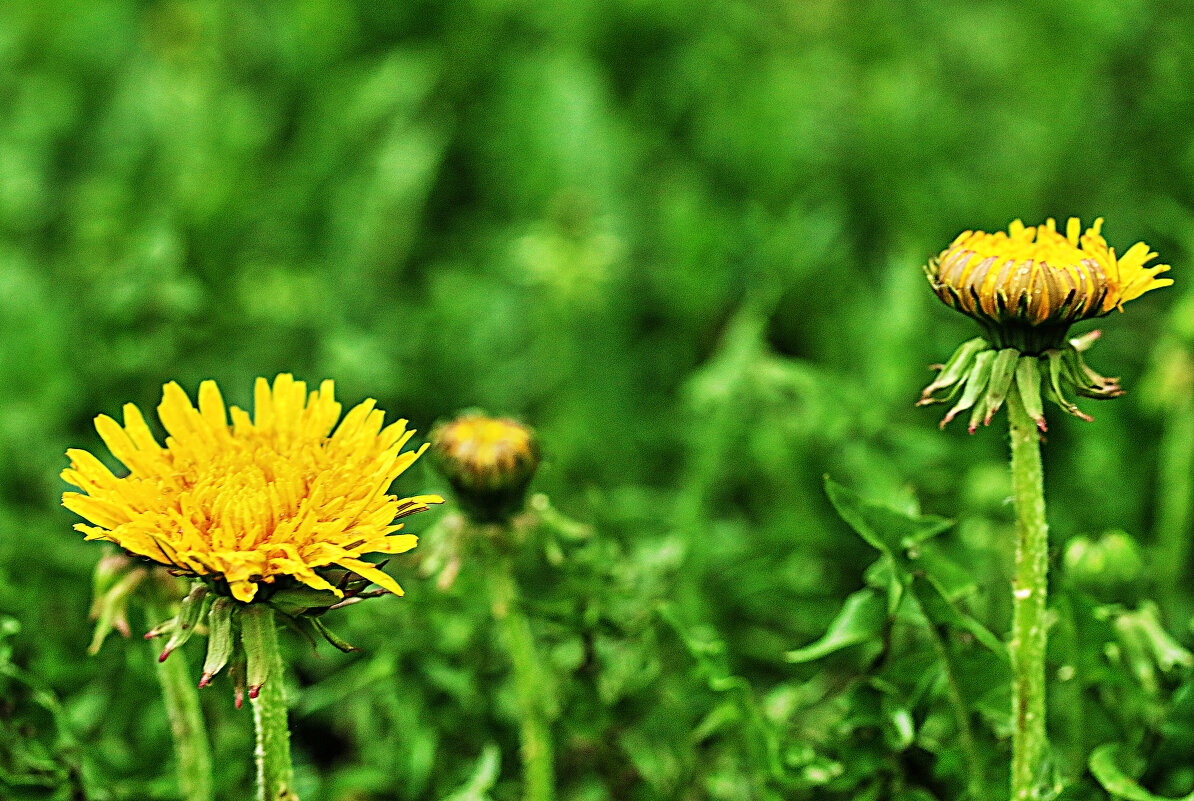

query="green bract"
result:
[918,333,1121,430]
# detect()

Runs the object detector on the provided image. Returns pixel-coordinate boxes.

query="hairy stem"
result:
[489,551,555,801]
[146,602,214,801]
[1007,390,1049,800]
[249,607,297,801]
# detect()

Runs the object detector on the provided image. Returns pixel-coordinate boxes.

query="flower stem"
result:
[146,601,214,801]
[249,606,298,801]
[489,550,555,801]
[1007,389,1049,800]
[1155,395,1194,625]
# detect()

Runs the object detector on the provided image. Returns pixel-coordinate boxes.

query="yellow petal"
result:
[229,580,258,603]
[198,380,228,432]
[337,557,404,596]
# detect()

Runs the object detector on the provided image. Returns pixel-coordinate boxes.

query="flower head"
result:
[431,413,540,522]
[62,374,443,603]
[927,217,1171,351]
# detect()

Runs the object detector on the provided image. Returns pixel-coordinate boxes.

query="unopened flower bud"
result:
[88,551,149,654]
[431,413,540,522]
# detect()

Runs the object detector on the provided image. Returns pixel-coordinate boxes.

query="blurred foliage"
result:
[2,0,1194,799]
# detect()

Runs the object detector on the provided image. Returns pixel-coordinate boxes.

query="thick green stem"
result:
[489,551,555,801]
[146,602,214,801]
[249,607,298,801]
[1155,396,1194,625]
[1007,391,1049,800]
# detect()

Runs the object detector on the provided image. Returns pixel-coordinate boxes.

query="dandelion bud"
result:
[87,551,148,654]
[431,413,540,522]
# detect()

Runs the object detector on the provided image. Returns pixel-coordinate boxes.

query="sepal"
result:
[309,617,360,653]
[918,337,987,403]
[920,331,1122,430]
[241,603,276,700]
[158,583,210,662]
[147,565,397,705]
[200,598,235,687]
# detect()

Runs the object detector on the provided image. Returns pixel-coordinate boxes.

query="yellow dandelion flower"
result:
[927,217,1171,351]
[62,374,443,603]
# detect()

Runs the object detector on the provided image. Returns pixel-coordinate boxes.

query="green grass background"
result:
[2,0,1193,799]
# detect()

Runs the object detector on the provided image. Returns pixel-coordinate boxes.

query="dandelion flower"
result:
[62,374,442,603]
[920,218,1172,428]
[919,218,1173,800]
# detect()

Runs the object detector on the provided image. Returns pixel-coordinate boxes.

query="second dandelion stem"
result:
[1007,390,1049,800]
[490,551,555,801]
[1155,393,1194,624]
[146,601,214,801]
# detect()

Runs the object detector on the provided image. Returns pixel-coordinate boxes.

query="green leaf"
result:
[1090,743,1194,801]
[913,547,977,601]
[785,589,886,664]
[691,699,743,742]
[825,478,1001,639]
[657,604,788,783]
[441,744,501,801]
[880,692,915,751]
[824,476,952,614]
[911,574,1007,660]
[824,477,952,563]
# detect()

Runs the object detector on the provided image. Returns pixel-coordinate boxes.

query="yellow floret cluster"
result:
[62,374,442,603]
